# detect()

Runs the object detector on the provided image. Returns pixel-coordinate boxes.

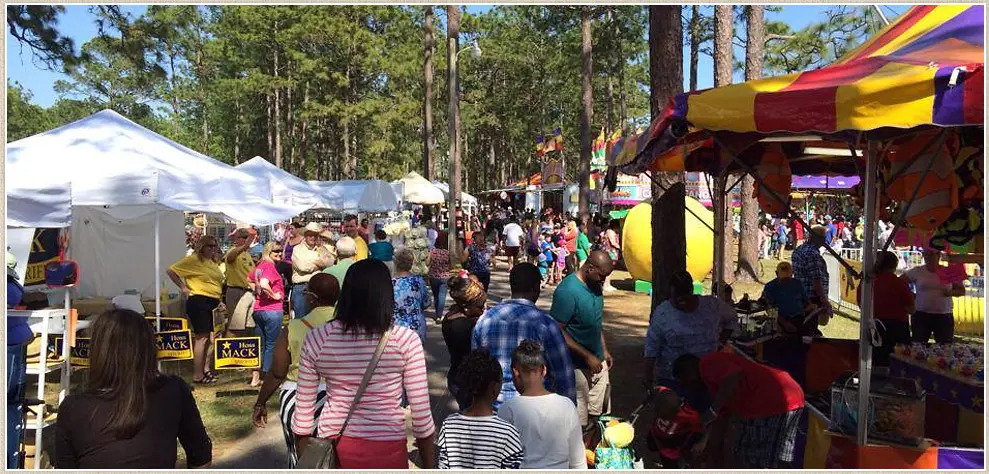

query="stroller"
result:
[583,394,653,469]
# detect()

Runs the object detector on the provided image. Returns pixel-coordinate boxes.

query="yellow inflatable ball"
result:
[621,198,714,283]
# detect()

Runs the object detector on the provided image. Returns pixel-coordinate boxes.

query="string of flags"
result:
[535,128,564,157]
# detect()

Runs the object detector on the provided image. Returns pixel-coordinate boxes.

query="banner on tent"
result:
[25,228,60,286]
[156,330,194,361]
[214,337,262,370]
[542,158,564,185]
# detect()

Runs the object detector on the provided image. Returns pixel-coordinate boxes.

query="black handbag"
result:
[294,330,391,469]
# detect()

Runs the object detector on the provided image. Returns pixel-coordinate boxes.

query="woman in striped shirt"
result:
[292,259,437,469]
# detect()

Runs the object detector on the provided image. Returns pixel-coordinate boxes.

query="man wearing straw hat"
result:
[224,227,257,336]
[290,223,332,318]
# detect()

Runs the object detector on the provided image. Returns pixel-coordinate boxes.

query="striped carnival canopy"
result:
[609,5,984,177]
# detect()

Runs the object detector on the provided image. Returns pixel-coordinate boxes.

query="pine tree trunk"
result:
[648,5,685,311]
[423,6,435,180]
[273,46,283,169]
[713,5,735,284]
[299,81,310,180]
[233,99,241,164]
[689,5,701,92]
[447,5,461,254]
[267,92,273,160]
[286,81,295,174]
[736,6,765,282]
[578,6,593,224]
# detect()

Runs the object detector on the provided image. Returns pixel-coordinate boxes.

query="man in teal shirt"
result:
[323,236,357,290]
[575,221,592,267]
[550,250,614,427]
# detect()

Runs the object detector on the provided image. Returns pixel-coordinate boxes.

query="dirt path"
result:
[214,263,656,468]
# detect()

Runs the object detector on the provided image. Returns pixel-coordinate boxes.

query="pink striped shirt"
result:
[291,321,436,441]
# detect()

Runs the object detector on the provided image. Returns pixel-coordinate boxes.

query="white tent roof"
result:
[235,156,323,208]
[5,110,308,225]
[307,180,401,212]
[432,181,478,207]
[6,160,72,227]
[399,171,445,205]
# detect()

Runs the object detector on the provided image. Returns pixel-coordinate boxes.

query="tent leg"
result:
[857,140,880,446]
[155,208,161,371]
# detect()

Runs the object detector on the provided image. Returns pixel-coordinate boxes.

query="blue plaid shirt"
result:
[472,299,576,408]
[791,241,828,300]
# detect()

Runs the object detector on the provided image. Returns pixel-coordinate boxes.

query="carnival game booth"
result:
[6,110,306,468]
[791,175,861,222]
[607,5,984,468]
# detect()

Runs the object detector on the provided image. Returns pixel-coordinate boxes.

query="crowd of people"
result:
[31,200,969,470]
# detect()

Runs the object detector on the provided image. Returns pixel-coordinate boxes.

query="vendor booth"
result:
[432,181,478,213]
[397,171,445,205]
[307,179,402,213]
[6,110,307,468]
[235,156,324,208]
[608,5,984,468]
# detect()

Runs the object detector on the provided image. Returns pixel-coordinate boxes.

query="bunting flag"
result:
[551,127,564,152]
[591,129,607,170]
[535,134,546,156]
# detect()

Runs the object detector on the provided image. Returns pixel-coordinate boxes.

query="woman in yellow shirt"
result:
[167,235,224,384]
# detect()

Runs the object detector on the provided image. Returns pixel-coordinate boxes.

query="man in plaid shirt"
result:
[472,263,576,408]
[790,225,831,332]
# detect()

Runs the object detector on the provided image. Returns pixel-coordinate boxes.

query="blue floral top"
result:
[465,243,493,275]
[392,274,432,341]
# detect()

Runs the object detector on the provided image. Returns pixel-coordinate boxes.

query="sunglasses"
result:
[272,249,284,254]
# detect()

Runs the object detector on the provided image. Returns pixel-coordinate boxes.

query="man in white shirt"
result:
[498,340,587,469]
[902,248,966,343]
[502,217,526,271]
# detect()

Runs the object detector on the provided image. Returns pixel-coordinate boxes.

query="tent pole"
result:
[857,140,879,446]
[155,208,161,331]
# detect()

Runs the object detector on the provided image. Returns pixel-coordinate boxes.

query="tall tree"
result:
[577,6,593,224]
[648,5,685,310]
[6,6,79,70]
[447,5,461,254]
[687,5,701,91]
[423,6,435,180]
[736,6,764,282]
[712,5,735,286]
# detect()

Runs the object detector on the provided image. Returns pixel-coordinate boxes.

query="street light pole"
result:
[447,5,461,257]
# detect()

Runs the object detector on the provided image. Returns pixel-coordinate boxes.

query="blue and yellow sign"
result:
[214,337,261,370]
[146,317,188,332]
[155,330,194,361]
[69,338,91,367]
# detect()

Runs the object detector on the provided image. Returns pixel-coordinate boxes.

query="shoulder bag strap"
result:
[335,329,391,438]
[301,319,315,330]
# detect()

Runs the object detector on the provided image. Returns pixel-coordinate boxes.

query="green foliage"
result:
[8,5,647,189]
[764,6,890,75]
[6,6,79,71]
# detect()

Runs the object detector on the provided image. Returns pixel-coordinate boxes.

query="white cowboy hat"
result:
[304,222,323,235]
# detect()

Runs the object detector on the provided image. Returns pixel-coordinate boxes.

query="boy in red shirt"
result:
[647,387,702,468]
[673,352,804,468]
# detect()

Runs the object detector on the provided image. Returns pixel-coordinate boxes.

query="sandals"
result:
[194,372,218,385]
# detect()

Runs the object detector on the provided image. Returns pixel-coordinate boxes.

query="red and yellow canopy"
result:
[611,5,984,174]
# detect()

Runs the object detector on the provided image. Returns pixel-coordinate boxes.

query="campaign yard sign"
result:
[214,337,261,370]
[156,330,194,361]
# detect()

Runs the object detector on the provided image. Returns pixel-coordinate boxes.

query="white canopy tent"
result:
[398,171,445,205]
[307,180,402,212]
[6,110,308,308]
[432,181,478,208]
[235,156,324,208]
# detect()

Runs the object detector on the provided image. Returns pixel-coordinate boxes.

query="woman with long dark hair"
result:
[54,309,211,468]
[292,259,436,469]
[167,235,223,384]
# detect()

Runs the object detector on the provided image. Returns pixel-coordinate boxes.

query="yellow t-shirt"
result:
[169,254,224,299]
[224,248,256,289]
[354,236,369,262]
[286,305,336,382]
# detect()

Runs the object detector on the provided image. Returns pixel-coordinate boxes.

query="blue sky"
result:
[7,4,908,107]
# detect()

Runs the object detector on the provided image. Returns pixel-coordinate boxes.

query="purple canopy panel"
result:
[791,175,861,190]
